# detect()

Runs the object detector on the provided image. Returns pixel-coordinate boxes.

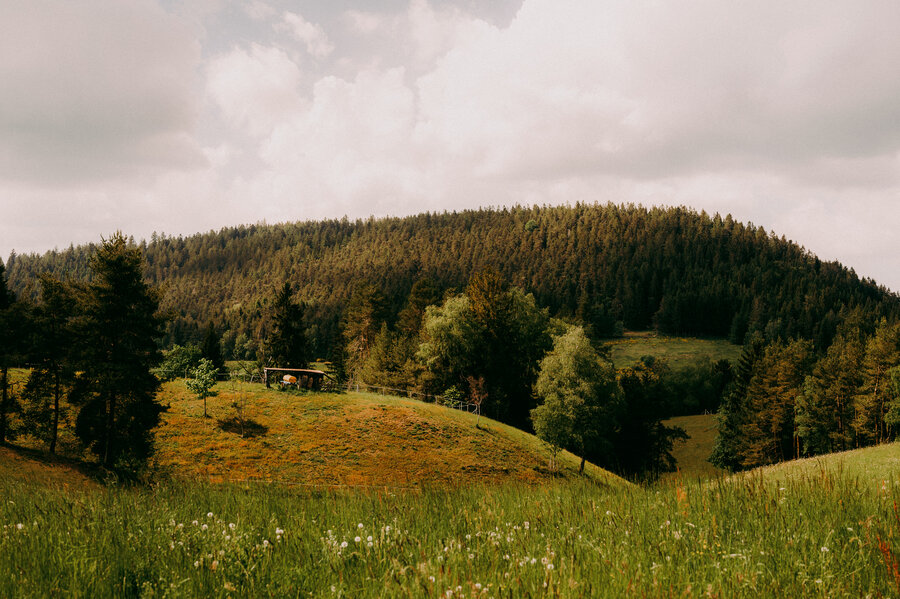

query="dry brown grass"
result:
[152,381,626,489]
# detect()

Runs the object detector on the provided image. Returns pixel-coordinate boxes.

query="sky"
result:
[1,0,899,290]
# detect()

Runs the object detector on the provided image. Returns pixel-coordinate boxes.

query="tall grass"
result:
[3,467,899,597]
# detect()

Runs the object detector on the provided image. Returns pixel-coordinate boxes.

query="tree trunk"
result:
[579,455,586,474]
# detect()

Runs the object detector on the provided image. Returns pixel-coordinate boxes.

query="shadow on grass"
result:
[0,442,105,482]
[217,417,269,438]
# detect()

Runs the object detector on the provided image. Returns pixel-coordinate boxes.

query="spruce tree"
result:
[709,333,765,471]
[200,322,225,373]
[269,282,308,369]
[72,234,165,471]
[23,275,77,454]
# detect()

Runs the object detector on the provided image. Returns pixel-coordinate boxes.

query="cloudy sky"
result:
[2,0,899,290]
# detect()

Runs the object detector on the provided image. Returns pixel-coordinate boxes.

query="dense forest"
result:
[7,204,898,361]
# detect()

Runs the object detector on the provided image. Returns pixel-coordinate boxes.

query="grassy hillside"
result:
[662,413,723,481]
[152,381,625,489]
[607,331,742,368]
[741,442,900,485]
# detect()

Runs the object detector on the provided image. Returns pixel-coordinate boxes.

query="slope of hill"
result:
[151,381,627,489]
[7,204,898,356]
[740,442,900,485]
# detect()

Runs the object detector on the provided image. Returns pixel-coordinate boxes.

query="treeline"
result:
[710,314,900,471]
[7,204,898,360]
[0,235,164,476]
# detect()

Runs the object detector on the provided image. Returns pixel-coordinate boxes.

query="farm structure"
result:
[263,368,328,390]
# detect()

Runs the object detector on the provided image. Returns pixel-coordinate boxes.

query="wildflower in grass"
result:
[229,523,236,530]
[193,561,199,568]
[358,523,364,529]
[275,527,284,536]
[821,546,829,553]
[340,541,348,548]
[207,512,213,518]
[547,563,554,570]
[354,536,361,543]
[211,560,219,571]
[16,523,23,530]
[201,524,208,531]
[263,539,270,548]
[192,520,198,526]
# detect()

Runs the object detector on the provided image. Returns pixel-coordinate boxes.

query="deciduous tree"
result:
[531,327,620,473]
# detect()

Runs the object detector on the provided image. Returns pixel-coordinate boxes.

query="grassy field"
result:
[606,331,742,368]
[3,443,900,597]
[663,413,724,481]
[151,381,624,489]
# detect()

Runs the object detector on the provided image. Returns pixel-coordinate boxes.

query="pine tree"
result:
[22,275,77,454]
[71,234,166,472]
[853,320,900,444]
[709,333,765,471]
[0,259,29,445]
[200,322,225,373]
[796,333,864,454]
[268,282,308,369]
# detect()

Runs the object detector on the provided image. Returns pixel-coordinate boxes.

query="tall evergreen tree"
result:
[613,358,687,480]
[200,322,225,373]
[796,333,864,454]
[343,283,385,382]
[853,319,900,444]
[709,333,765,471]
[0,259,29,445]
[22,275,77,454]
[71,234,166,471]
[740,339,813,468]
[268,282,308,369]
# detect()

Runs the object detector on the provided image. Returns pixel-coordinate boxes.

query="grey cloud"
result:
[0,0,206,184]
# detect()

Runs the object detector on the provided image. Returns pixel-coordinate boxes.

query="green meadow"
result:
[3,443,900,598]
[606,331,742,368]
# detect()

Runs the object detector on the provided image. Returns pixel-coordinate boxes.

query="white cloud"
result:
[280,11,334,58]
[206,44,305,137]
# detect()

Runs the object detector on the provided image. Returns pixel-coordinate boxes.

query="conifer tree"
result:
[22,275,77,454]
[709,333,765,471]
[853,320,900,444]
[268,282,308,369]
[71,234,166,471]
[796,333,864,454]
[0,259,29,445]
[200,322,225,373]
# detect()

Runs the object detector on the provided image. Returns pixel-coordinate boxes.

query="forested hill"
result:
[6,203,898,357]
